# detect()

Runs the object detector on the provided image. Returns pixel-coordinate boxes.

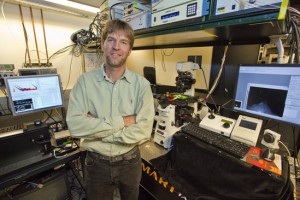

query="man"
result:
[66,19,155,200]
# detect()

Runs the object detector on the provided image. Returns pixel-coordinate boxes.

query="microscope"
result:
[153,62,200,148]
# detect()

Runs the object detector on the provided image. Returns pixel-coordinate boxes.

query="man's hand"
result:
[123,115,136,127]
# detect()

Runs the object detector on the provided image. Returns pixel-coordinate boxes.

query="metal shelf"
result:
[133,10,288,50]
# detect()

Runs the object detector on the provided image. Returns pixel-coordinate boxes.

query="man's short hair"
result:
[101,19,135,49]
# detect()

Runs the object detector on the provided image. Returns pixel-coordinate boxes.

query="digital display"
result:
[239,120,257,131]
[233,64,300,126]
[4,74,64,116]
[161,11,180,20]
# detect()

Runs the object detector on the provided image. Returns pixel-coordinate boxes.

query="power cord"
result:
[279,140,291,157]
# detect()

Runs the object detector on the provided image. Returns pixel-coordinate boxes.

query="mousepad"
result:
[246,146,282,175]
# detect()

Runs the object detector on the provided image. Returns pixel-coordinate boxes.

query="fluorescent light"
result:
[43,0,99,13]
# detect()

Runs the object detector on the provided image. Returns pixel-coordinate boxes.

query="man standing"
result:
[66,19,154,200]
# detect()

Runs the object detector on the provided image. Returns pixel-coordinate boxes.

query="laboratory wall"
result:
[0,3,92,91]
[0,3,213,92]
[0,3,214,127]
[127,47,213,90]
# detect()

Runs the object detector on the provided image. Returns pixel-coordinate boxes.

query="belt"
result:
[88,146,138,162]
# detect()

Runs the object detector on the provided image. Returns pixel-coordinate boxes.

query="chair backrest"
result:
[143,66,156,85]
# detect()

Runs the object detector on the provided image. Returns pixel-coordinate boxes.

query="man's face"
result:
[102,31,132,69]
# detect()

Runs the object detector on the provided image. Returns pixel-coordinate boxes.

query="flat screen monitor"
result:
[233,64,300,126]
[4,74,64,116]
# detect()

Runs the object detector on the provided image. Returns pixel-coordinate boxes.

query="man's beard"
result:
[105,53,128,68]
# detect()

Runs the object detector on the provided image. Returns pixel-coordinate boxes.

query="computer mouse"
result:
[262,148,275,162]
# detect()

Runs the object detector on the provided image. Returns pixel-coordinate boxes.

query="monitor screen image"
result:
[4,74,64,116]
[233,64,300,126]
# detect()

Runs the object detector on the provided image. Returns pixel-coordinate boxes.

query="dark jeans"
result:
[84,147,142,200]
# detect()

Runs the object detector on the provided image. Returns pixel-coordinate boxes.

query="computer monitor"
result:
[233,64,300,126]
[4,74,64,116]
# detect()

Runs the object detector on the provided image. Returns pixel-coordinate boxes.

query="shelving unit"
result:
[133,9,288,50]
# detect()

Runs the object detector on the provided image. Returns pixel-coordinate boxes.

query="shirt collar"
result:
[98,63,132,84]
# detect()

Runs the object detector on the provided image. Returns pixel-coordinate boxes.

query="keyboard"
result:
[0,124,24,138]
[181,123,250,159]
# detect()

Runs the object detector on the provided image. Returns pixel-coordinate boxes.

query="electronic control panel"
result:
[230,115,263,146]
[213,0,284,18]
[199,113,236,137]
[152,0,210,27]
[0,71,16,88]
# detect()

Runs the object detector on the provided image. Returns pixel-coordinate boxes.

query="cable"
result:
[153,49,156,68]
[54,108,64,122]
[48,44,75,61]
[205,45,229,101]
[286,7,300,64]
[221,98,233,108]
[290,17,300,63]
[63,47,75,93]
[204,48,229,114]
[160,49,174,72]
[43,110,57,123]
[151,0,165,10]
[200,68,208,92]
[1,0,19,44]
[161,50,166,72]
[109,2,131,20]
[199,100,211,112]
[292,125,299,158]
[69,12,106,57]
[53,148,68,158]
[208,95,219,114]
[1,89,12,114]
[279,140,291,157]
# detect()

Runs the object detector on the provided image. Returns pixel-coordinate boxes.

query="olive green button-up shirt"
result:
[66,65,155,156]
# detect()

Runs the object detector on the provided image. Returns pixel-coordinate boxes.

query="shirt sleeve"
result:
[66,75,124,139]
[101,82,155,145]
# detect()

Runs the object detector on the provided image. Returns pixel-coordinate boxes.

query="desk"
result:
[4,135,289,200]
[148,132,294,200]
[139,139,187,200]
[0,149,81,190]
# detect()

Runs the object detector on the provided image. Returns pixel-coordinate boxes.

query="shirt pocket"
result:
[119,95,136,115]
